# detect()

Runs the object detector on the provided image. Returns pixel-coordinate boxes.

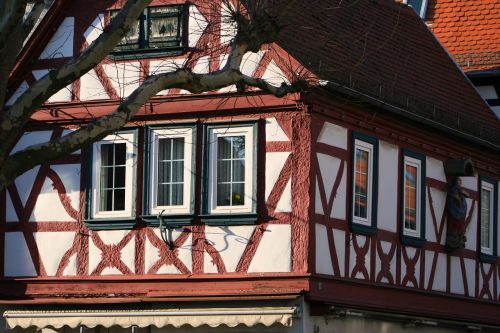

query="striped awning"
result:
[4,306,298,329]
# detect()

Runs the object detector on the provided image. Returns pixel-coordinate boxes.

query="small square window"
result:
[206,125,256,215]
[111,5,184,57]
[89,132,136,220]
[148,127,194,215]
[401,149,426,247]
[350,132,378,235]
[479,178,498,262]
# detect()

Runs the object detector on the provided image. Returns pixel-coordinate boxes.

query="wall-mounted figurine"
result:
[444,159,475,251]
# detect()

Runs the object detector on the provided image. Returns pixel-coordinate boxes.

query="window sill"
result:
[200,214,258,226]
[109,46,185,61]
[350,222,377,236]
[401,235,426,248]
[141,214,193,228]
[479,253,497,264]
[84,217,137,230]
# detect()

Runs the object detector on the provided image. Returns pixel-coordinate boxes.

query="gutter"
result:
[318,80,500,152]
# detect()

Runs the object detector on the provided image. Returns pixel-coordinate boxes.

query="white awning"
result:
[4,306,298,329]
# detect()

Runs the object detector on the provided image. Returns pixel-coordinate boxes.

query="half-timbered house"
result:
[1,0,499,332]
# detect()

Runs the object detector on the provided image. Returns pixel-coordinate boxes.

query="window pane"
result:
[101,144,114,166]
[172,161,184,182]
[100,189,113,211]
[217,183,231,206]
[354,148,369,219]
[232,159,245,182]
[158,184,170,206]
[218,137,232,159]
[158,138,172,160]
[171,184,183,205]
[217,160,231,183]
[114,166,125,188]
[114,189,125,210]
[111,9,140,50]
[232,183,245,206]
[481,189,491,248]
[172,138,184,159]
[404,164,417,230]
[232,136,245,159]
[150,16,178,43]
[114,143,126,165]
[101,166,114,189]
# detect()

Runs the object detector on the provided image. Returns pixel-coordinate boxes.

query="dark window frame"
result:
[478,176,498,264]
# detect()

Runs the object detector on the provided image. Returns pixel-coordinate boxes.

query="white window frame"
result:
[403,0,428,18]
[149,127,193,215]
[207,126,254,214]
[480,181,494,255]
[403,156,422,238]
[91,133,135,219]
[352,139,374,226]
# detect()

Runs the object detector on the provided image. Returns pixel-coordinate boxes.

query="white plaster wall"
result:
[204,225,255,272]
[449,256,465,295]
[275,179,292,212]
[4,232,36,277]
[459,174,478,192]
[314,178,324,215]
[30,165,80,222]
[11,131,52,154]
[425,188,446,244]
[375,241,396,284]
[348,235,370,280]
[6,81,29,106]
[192,56,210,74]
[144,229,192,274]
[80,69,109,100]
[401,247,421,288]
[315,224,334,275]
[426,157,446,182]
[7,166,40,221]
[463,258,475,296]
[333,229,346,277]
[103,62,140,98]
[261,60,289,87]
[89,230,135,275]
[39,17,74,59]
[33,232,75,276]
[377,141,399,232]
[84,15,105,46]
[188,5,208,47]
[425,251,446,292]
[248,224,291,272]
[220,2,237,45]
[265,152,290,201]
[316,122,347,149]
[241,51,265,76]
[150,59,186,95]
[32,70,72,103]
[316,153,345,219]
[266,117,289,142]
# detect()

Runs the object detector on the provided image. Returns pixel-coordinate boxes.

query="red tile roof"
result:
[274,0,499,143]
[426,0,500,71]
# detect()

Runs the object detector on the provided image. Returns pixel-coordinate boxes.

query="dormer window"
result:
[111,5,184,58]
[403,0,428,19]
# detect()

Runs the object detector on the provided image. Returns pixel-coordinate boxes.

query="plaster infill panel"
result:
[265,152,290,202]
[4,232,37,277]
[426,157,446,182]
[316,153,346,219]
[39,17,74,59]
[33,232,76,276]
[316,122,347,149]
[377,140,399,232]
[188,4,208,47]
[315,224,334,276]
[425,187,447,244]
[266,117,289,142]
[203,225,256,273]
[248,224,291,272]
